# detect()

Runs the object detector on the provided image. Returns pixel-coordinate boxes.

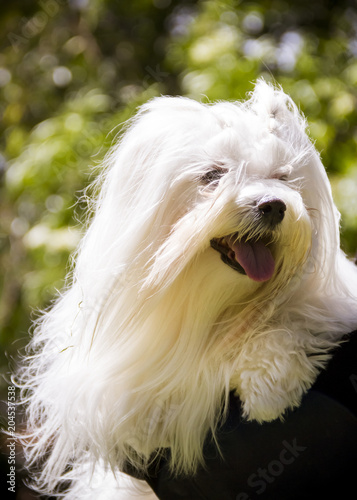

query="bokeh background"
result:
[1,0,357,497]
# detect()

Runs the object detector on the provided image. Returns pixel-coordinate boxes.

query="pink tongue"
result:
[229,239,275,282]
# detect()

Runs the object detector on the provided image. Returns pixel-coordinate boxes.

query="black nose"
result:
[258,198,286,225]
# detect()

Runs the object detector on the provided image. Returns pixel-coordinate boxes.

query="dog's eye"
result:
[271,173,289,182]
[273,165,292,182]
[278,175,288,182]
[200,166,227,185]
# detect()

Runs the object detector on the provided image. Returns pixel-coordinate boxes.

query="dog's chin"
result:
[210,233,276,282]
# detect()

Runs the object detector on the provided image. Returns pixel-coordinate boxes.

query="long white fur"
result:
[17,80,357,498]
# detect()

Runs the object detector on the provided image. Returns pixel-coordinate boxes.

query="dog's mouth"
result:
[210,233,275,282]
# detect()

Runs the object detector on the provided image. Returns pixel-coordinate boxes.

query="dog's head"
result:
[82,80,339,303]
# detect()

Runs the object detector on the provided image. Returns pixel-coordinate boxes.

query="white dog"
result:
[19,80,357,499]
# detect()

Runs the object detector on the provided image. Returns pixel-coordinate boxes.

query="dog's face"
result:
[138,92,316,301]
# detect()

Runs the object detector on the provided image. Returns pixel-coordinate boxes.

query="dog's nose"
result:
[258,198,286,225]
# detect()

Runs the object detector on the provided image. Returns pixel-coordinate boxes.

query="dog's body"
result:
[19,81,357,499]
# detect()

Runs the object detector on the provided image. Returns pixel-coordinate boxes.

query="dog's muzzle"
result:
[210,198,286,282]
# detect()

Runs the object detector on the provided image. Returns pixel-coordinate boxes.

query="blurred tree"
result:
[1,0,357,378]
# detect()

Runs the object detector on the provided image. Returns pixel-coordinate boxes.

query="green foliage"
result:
[1,0,357,370]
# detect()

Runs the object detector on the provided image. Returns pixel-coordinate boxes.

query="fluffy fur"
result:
[18,80,357,499]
